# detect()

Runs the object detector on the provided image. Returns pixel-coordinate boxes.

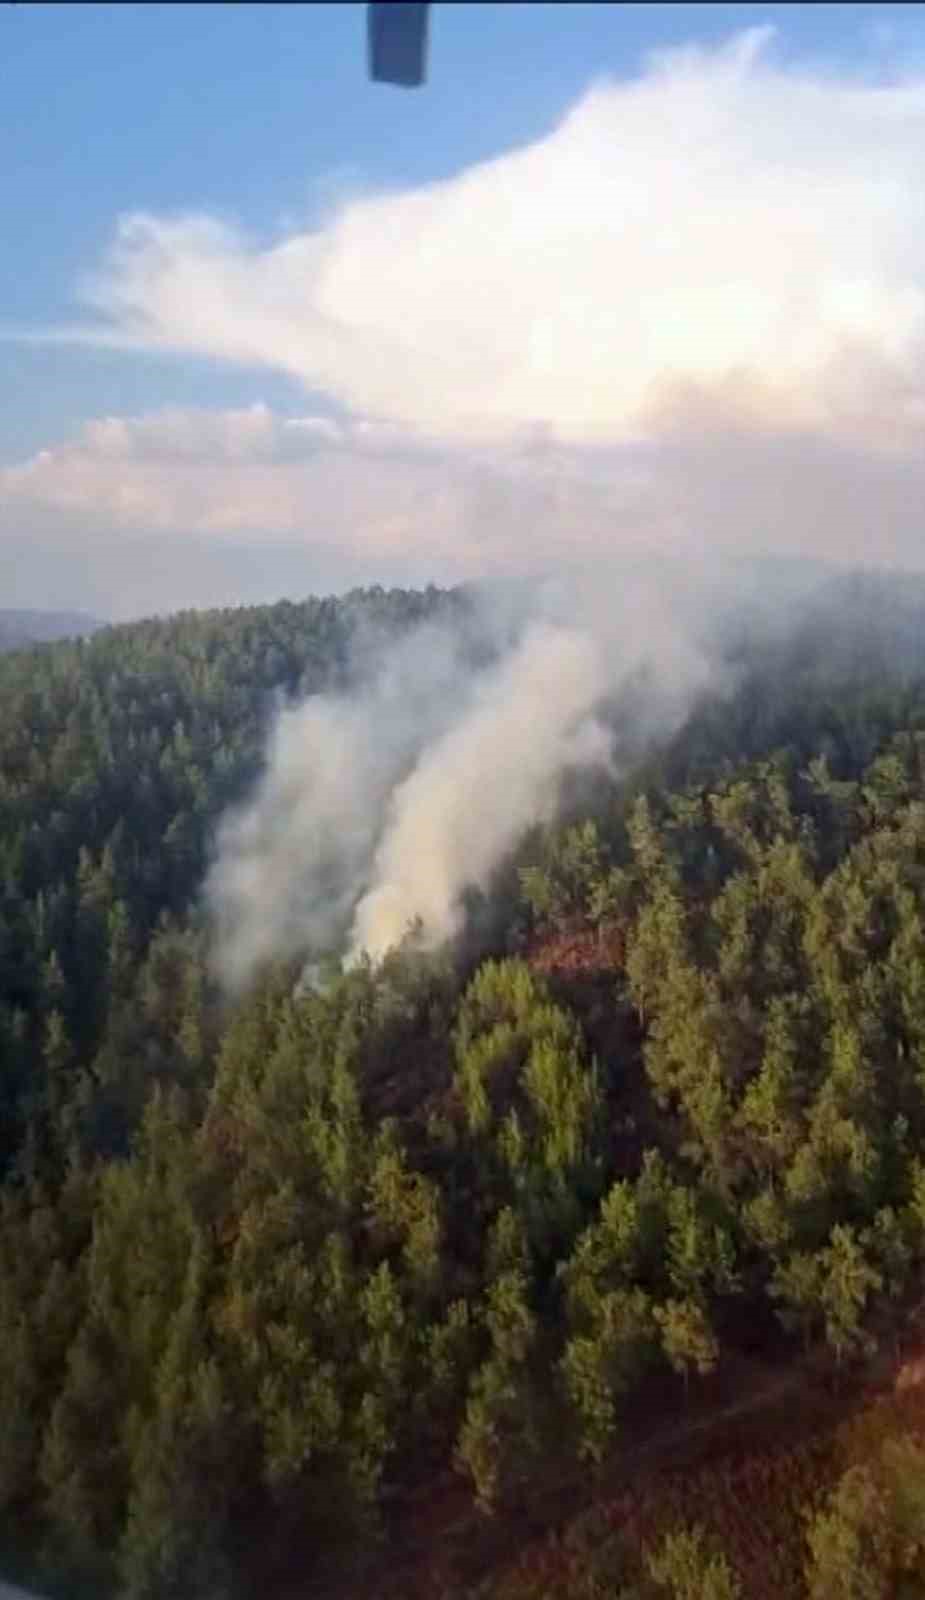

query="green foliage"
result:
[453,958,603,1259]
[456,1269,539,1512]
[560,1286,656,1463]
[519,820,623,935]
[646,1524,741,1600]
[772,1225,882,1362]
[803,1433,925,1600]
[8,580,925,1594]
[655,1297,719,1390]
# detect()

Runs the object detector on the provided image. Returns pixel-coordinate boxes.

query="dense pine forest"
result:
[5,575,925,1600]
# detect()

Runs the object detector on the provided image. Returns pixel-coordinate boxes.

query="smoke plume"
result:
[207,618,472,991]
[206,568,723,990]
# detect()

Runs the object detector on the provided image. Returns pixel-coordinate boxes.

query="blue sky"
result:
[4,3,925,618]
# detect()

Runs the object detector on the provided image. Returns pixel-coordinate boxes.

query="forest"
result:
[4,573,925,1599]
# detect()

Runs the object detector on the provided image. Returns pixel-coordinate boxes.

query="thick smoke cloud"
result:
[206,619,474,990]
[348,620,611,962]
[206,571,719,989]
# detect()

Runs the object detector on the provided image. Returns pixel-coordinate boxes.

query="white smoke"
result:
[206,569,719,990]
[207,619,474,991]
[348,620,610,962]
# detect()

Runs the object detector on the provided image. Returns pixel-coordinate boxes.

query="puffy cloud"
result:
[4,394,925,598]
[6,28,925,618]
[0,402,661,576]
[74,27,925,446]
[1,405,445,551]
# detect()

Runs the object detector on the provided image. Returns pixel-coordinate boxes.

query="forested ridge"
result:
[0,612,105,653]
[5,575,925,1599]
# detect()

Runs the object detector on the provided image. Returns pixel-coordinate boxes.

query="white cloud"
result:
[5,389,925,622]
[6,28,925,618]
[65,27,925,447]
[0,402,651,563]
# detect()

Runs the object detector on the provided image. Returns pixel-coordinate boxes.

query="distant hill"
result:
[0,609,106,651]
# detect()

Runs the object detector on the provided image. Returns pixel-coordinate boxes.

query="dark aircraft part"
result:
[368,2,431,87]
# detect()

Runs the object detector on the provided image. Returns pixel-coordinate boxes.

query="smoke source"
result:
[206,567,725,991]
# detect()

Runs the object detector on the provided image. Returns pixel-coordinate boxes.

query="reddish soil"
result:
[296,1312,925,1600]
[526,925,625,978]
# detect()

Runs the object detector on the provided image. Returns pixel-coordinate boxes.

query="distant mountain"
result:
[0,609,106,651]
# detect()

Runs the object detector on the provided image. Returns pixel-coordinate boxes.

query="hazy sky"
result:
[4,3,925,620]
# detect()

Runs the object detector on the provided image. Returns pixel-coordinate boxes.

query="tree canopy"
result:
[4,576,925,1597]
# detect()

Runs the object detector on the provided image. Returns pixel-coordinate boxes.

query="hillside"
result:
[3,576,925,1600]
[0,611,105,652]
